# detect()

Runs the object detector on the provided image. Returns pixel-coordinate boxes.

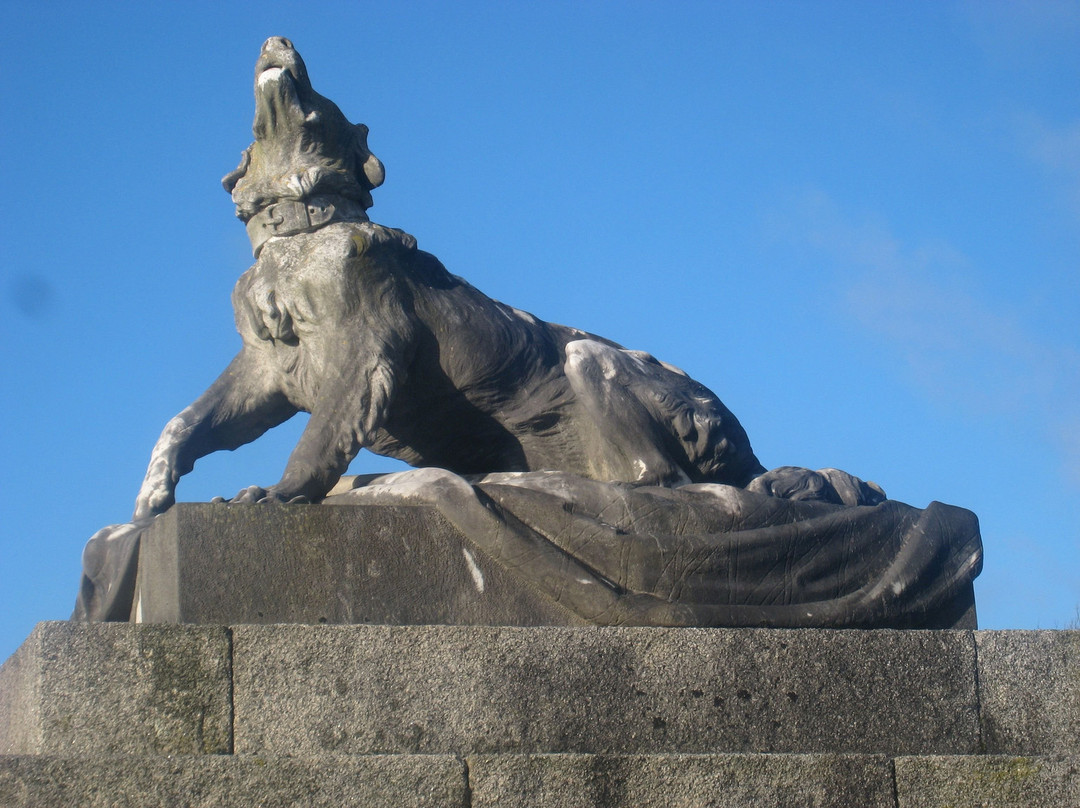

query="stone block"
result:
[466,753,895,808]
[894,755,1080,807]
[232,624,979,756]
[131,501,977,630]
[0,754,466,808]
[134,503,584,626]
[0,622,230,755]
[976,630,1080,754]
[0,631,40,756]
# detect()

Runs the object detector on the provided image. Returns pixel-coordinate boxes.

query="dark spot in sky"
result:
[9,275,56,319]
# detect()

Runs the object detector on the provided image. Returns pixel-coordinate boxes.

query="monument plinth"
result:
[126,501,975,630]
[3,622,1080,805]
[0,35,1026,806]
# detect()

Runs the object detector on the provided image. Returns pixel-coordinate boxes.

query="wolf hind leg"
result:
[563,339,693,486]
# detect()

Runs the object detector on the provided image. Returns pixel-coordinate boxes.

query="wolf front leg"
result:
[132,351,297,520]
[232,349,404,505]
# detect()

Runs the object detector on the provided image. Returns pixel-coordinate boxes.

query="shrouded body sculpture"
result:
[75,38,981,627]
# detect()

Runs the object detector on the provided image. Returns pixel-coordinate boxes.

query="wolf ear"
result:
[222,146,253,193]
[353,123,384,191]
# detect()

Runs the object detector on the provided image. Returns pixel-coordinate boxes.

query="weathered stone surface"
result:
[0,754,466,808]
[128,497,977,630]
[6,622,1080,806]
[0,622,230,755]
[894,755,1080,807]
[133,503,584,626]
[976,630,1080,754]
[0,631,40,756]
[232,624,979,756]
[467,753,895,808]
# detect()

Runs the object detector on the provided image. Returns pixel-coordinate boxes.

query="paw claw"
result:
[229,485,310,505]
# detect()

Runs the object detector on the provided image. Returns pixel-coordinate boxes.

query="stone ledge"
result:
[4,753,1077,807]
[0,622,231,756]
[467,753,895,808]
[894,754,1080,807]
[0,754,466,808]
[976,631,1080,754]
[233,624,978,756]
[5,623,1078,760]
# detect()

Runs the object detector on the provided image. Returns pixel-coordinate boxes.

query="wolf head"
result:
[222,37,384,225]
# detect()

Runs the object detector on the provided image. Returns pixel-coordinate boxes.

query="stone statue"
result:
[74,38,982,628]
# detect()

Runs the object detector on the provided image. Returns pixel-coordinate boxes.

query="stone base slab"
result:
[230,624,979,757]
[2,753,1077,807]
[974,630,1080,755]
[894,755,1080,807]
[4,623,1079,806]
[0,754,466,808]
[133,503,585,627]
[129,502,976,629]
[468,753,896,808]
[6,623,1080,759]
[0,623,231,756]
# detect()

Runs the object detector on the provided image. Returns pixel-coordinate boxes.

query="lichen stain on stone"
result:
[983,756,1041,784]
[137,629,230,755]
[941,756,1045,804]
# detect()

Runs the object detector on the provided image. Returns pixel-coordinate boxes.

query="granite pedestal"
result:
[0,505,1052,805]
[3,620,1078,806]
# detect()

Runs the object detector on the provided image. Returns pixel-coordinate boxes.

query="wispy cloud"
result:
[964,0,1080,66]
[963,2,1080,226]
[772,189,1080,486]
[1021,116,1080,223]
[844,266,1068,417]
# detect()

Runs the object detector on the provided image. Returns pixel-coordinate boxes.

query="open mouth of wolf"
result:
[254,62,307,132]
[258,66,287,86]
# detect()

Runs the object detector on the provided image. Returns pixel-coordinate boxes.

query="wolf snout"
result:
[262,36,294,54]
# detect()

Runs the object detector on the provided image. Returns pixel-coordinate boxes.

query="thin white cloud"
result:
[1031,119,1080,174]
[1021,116,1080,222]
[1058,420,1080,490]
[964,0,1080,66]
[963,2,1080,225]
[772,189,1080,485]
[845,270,1067,416]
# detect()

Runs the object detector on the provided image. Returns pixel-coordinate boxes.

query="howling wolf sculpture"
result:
[132,36,773,520]
[75,38,981,628]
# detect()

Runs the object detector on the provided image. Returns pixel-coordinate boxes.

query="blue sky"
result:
[2,1,1078,660]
